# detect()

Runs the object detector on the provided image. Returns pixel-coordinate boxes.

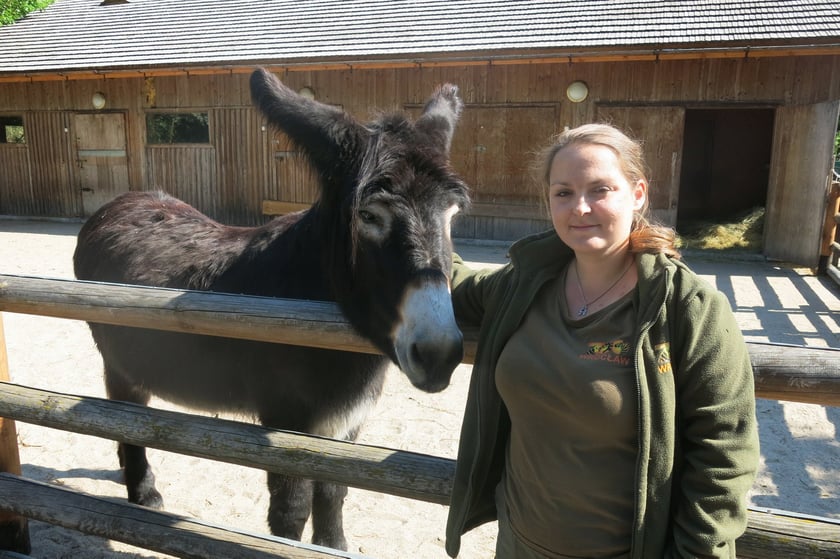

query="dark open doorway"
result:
[677,108,774,229]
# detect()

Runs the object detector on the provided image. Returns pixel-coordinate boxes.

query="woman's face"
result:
[548,142,647,258]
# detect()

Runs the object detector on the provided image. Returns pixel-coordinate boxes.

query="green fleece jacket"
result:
[445,230,759,558]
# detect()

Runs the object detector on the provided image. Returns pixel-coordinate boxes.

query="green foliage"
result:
[146,113,210,144]
[835,116,840,175]
[0,116,25,144]
[5,124,24,143]
[1,0,55,25]
[835,119,840,160]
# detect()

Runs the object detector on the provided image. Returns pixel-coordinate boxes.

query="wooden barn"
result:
[0,0,839,266]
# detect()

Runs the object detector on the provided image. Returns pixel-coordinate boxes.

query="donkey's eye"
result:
[356,203,391,241]
[359,210,378,224]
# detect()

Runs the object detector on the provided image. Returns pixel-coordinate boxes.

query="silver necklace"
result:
[570,257,633,317]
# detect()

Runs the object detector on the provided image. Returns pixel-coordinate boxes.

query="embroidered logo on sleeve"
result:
[655,342,673,374]
[582,340,632,366]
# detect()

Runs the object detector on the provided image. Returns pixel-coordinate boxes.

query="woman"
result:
[445,124,759,558]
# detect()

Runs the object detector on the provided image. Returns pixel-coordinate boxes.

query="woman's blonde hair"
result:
[535,123,680,258]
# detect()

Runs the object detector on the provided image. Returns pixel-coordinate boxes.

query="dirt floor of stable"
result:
[1,218,839,559]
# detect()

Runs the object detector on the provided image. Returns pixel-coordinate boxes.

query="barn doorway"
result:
[677,108,774,231]
[73,112,129,216]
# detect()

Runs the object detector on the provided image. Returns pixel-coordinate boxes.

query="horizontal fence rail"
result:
[0,473,366,559]
[0,382,454,505]
[738,508,840,559]
[0,383,837,558]
[0,274,375,355]
[1,274,839,406]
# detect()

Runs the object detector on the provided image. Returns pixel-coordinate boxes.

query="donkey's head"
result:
[250,69,469,393]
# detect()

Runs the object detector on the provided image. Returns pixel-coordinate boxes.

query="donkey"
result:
[73,68,469,550]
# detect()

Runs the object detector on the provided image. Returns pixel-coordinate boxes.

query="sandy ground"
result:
[0,218,838,559]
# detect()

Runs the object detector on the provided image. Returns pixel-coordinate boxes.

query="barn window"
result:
[146,112,209,144]
[0,116,25,144]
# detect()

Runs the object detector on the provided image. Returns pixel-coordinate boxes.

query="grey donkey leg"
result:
[118,442,163,508]
[311,481,349,550]
[266,472,315,543]
[106,367,163,508]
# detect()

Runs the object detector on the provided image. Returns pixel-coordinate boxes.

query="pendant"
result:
[577,305,588,317]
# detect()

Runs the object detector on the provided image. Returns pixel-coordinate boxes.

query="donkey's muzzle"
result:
[393,277,463,393]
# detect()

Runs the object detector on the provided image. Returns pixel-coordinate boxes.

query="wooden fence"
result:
[823,174,840,286]
[0,274,839,558]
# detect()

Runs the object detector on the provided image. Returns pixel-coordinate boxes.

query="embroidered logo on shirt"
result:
[581,339,632,366]
[655,342,673,374]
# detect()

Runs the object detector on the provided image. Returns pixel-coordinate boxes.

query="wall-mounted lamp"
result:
[91,92,107,110]
[565,81,589,103]
[297,86,316,100]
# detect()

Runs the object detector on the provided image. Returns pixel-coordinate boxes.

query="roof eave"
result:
[2,40,840,83]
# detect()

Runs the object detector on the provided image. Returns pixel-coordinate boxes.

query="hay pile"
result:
[677,207,765,252]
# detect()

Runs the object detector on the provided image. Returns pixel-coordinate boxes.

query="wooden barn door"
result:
[449,104,558,207]
[596,105,685,226]
[765,101,840,266]
[73,113,129,216]
[269,132,320,206]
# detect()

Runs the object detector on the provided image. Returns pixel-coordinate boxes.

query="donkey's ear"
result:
[250,68,363,172]
[416,84,463,155]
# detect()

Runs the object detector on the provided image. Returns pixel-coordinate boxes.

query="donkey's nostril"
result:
[410,342,426,371]
[408,333,463,393]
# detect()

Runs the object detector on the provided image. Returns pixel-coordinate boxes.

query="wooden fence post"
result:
[820,179,840,274]
[0,314,29,554]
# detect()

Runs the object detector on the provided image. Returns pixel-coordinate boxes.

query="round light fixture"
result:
[565,81,589,103]
[92,92,107,110]
[297,86,316,100]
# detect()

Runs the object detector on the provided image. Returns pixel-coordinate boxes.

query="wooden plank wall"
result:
[0,55,839,260]
[447,104,557,239]
[0,144,31,216]
[145,146,217,215]
[268,134,320,209]
[0,111,77,217]
[212,107,271,225]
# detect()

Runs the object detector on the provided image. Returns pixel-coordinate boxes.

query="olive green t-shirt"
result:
[495,274,638,558]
